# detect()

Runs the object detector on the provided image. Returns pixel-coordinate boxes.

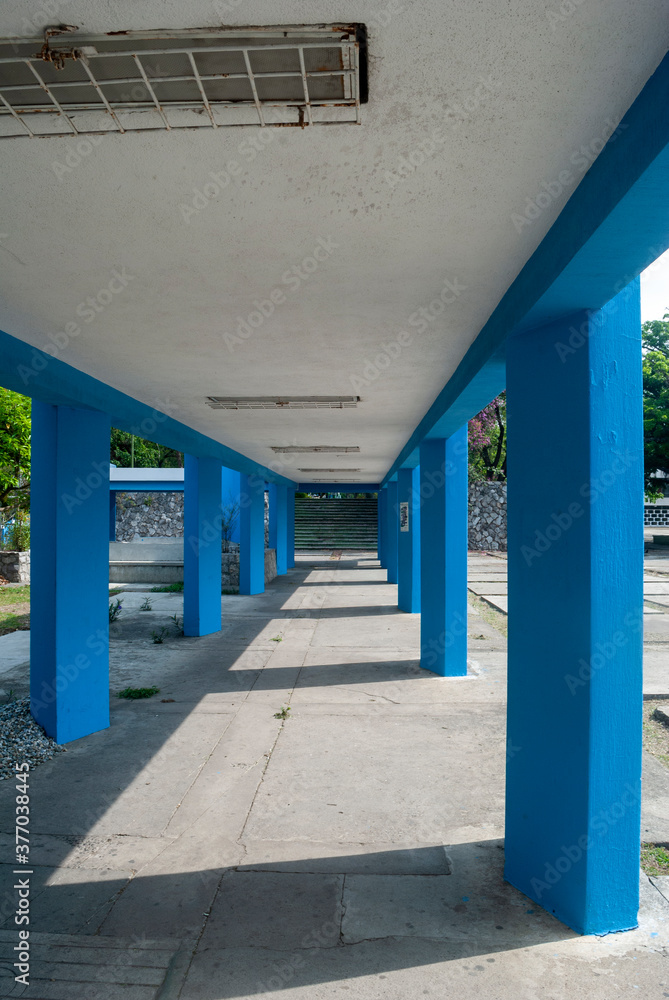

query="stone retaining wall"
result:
[468,481,507,551]
[115,489,270,543]
[0,550,30,584]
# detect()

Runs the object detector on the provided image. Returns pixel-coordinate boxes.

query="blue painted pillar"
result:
[377,488,386,566]
[30,403,111,743]
[183,455,222,637]
[419,429,468,675]
[221,466,241,545]
[505,280,643,935]
[397,467,421,613]
[240,474,265,595]
[386,480,399,584]
[287,488,296,568]
[108,490,116,541]
[269,483,289,575]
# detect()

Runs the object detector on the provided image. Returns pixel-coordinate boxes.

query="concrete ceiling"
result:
[0,1,667,483]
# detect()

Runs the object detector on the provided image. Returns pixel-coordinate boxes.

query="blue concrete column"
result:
[287,488,296,568]
[269,483,289,575]
[377,488,386,566]
[240,474,265,595]
[108,490,116,541]
[184,455,223,637]
[419,429,468,675]
[505,280,643,935]
[30,403,111,743]
[221,466,241,545]
[397,467,421,613]
[386,480,399,584]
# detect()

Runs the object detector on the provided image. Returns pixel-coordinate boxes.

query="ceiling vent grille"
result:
[0,24,366,138]
[206,396,359,410]
[298,468,362,473]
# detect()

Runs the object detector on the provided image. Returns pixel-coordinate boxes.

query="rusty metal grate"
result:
[0,24,366,138]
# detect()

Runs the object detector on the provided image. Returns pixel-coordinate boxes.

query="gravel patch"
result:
[0,697,66,779]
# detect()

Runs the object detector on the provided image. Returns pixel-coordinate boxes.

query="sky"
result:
[641,247,669,323]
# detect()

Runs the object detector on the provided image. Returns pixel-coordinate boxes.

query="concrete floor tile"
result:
[199,871,343,950]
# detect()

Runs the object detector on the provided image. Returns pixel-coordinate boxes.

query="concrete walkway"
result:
[1,552,668,999]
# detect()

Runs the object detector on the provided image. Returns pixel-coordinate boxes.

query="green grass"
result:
[118,686,160,700]
[467,591,508,638]
[0,585,30,635]
[640,844,669,877]
[151,582,184,593]
[0,585,30,605]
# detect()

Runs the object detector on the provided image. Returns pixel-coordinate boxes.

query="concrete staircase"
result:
[295,496,378,550]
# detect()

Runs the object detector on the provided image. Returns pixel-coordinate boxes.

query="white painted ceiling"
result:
[0,1,667,483]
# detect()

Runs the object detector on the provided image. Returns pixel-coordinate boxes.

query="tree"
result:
[642,311,669,497]
[0,388,31,515]
[110,428,182,469]
[469,393,506,481]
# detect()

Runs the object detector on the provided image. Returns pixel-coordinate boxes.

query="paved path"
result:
[0,553,668,999]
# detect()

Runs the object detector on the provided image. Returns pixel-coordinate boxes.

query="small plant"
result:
[143,497,153,506]
[151,582,184,593]
[274,705,291,720]
[222,588,239,595]
[170,613,183,635]
[118,686,160,700]
[151,627,169,644]
[109,599,123,623]
[271,635,283,643]
[640,843,669,877]
[139,597,153,611]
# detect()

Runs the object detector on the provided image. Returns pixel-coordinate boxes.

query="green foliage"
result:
[151,582,184,593]
[110,428,182,469]
[0,389,31,514]
[4,513,30,551]
[139,597,153,611]
[109,599,123,622]
[118,686,160,699]
[468,393,506,482]
[274,705,291,720]
[643,312,669,496]
[151,627,169,644]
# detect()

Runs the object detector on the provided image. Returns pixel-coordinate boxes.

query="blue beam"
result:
[240,474,265,595]
[31,403,110,743]
[183,456,222,637]
[397,467,421,613]
[0,329,296,488]
[419,430,468,676]
[382,53,669,482]
[269,483,289,575]
[505,281,643,935]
